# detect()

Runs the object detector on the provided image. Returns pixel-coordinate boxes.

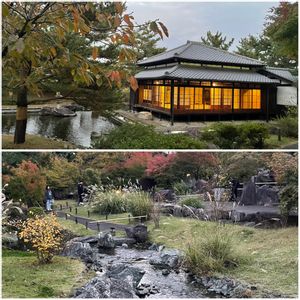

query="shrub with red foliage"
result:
[4,160,46,207]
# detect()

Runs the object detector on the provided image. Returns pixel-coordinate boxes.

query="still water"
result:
[2,111,115,148]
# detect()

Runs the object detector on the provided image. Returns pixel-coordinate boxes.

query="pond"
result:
[2,111,115,148]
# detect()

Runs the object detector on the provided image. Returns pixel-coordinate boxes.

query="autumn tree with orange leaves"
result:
[2,2,168,144]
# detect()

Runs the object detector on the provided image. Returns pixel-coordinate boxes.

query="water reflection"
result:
[2,111,115,148]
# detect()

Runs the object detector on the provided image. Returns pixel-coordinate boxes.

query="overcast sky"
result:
[126,1,279,50]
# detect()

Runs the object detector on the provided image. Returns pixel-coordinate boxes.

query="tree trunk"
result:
[14,86,28,144]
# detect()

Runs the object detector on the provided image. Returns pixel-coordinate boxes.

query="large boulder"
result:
[113,237,136,247]
[125,224,148,243]
[39,107,76,117]
[256,168,275,182]
[61,240,93,262]
[240,182,257,205]
[98,232,115,249]
[149,249,182,269]
[64,104,85,112]
[74,276,137,298]
[193,179,209,193]
[256,185,279,206]
[2,233,21,250]
[106,264,145,288]
[154,189,176,202]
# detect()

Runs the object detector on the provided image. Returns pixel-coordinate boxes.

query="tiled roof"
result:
[264,67,296,83]
[137,41,265,67]
[135,64,279,84]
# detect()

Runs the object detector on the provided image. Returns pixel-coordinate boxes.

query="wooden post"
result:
[170,80,175,126]
[85,221,88,229]
[88,210,90,217]
[60,204,62,210]
[128,214,131,224]
[69,207,72,212]
[278,128,281,141]
[66,202,68,208]
[75,217,78,224]
[266,88,270,123]
[75,207,78,215]
[65,213,68,220]
[97,222,100,232]
[106,214,108,220]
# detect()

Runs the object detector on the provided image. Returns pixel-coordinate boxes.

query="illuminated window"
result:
[201,81,211,86]
[234,89,240,109]
[194,88,203,109]
[203,88,211,108]
[252,89,261,109]
[153,80,163,85]
[223,89,232,107]
[211,88,221,107]
[241,89,252,109]
[174,87,178,107]
[190,81,201,86]
[164,86,171,109]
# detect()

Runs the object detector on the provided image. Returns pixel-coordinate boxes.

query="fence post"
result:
[88,210,90,218]
[60,204,62,210]
[75,207,78,215]
[97,222,100,232]
[75,216,78,224]
[69,207,72,212]
[140,217,142,223]
[106,214,108,220]
[128,214,131,224]
[65,213,68,220]
[278,128,281,141]
[85,220,88,229]
[66,202,68,208]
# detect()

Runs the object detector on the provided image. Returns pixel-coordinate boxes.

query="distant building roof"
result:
[264,67,296,83]
[137,41,265,67]
[135,64,279,84]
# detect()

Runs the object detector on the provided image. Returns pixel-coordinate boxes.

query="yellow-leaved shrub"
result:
[19,214,63,264]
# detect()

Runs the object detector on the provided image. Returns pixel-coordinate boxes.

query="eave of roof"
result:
[137,41,265,67]
[135,64,279,84]
[264,67,296,83]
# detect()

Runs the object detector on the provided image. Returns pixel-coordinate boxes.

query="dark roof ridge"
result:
[137,43,186,63]
[174,41,192,56]
[186,40,265,65]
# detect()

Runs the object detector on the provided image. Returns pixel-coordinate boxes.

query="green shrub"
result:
[92,123,207,149]
[91,191,127,215]
[201,122,269,149]
[179,197,204,209]
[126,192,153,218]
[201,124,245,149]
[185,225,243,274]
[276,116,298,138]
[173,181,191,195]
[240,123,269,148]
[28,207,45,218]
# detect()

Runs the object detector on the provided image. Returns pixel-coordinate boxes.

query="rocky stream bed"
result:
[61,232,267,298]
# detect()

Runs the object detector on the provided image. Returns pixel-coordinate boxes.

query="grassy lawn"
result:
[265,134,297,149]
[2,249,94,298]
[2,134,76,149]
[148,217,298,297]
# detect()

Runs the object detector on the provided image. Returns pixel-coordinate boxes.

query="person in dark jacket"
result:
[77,181,84,205]
[45,186,54,211]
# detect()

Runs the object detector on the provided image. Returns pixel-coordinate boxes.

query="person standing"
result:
[77,181,84,205]
[45,186,54,212]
